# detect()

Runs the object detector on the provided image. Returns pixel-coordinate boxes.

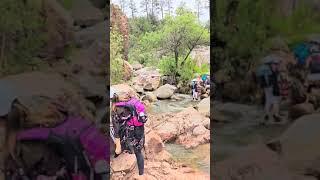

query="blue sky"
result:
[111,0,210,24]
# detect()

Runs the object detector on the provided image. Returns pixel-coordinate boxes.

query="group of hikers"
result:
[110,89,148,179]
[191,74,210,101]
[255,39,320,124]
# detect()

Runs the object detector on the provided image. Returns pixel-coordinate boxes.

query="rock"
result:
[123,61,133,80]
[268,113,320,173]
[111,153,136,173]
[41,0,74,60]
[202,118,210,129]
[155,84,177,99]
[196,97,210,117]
[132,63,143,71]
[213,144,299,180]
[289,103,315,120]
[142,92,157,102]
[155,121,179,142]
[214,102,261,122]
[71,0,104,27]
[155,107,207,142]
[89,0,107,8]
[193,125,209,136]
[190,46,210,67]
[132,173,157,180]
[176,130,210,149]
[144,130,164,156]
[133,85,144,94]
[132,67,161,90]
[74,21,106,48]
[111,84,138,99]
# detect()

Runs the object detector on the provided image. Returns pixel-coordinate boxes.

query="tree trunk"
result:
[1,33,6,69]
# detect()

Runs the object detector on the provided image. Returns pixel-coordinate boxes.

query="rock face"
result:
[190,46,210,67]
[42,0,74,60]
[111,4,129,61]
[268,113,320,173]
[155,84,177,99]
[71,0,104,27]
[213,144,299,180]
[289,102,315,120]
[196,97,210,117]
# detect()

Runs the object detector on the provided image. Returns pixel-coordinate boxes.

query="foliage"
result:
[194,63,210,75]
[215,0,320,79]
[110,27,124,84]
[0,0,47,74]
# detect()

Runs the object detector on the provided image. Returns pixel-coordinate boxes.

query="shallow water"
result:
[165,143,210,173]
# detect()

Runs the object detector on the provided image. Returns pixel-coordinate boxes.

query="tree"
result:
[158,0,166,19]
[110,26,124,84]
[141,0,150,18]
[140,8,209,82]
[128,0,137,18]
[165,0,173,16]
[119,0,127,13]
[151,0,159,18]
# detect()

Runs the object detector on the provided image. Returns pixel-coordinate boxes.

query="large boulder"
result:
[289,102,315,120]
[176,125,210,149]
[111,153,136,173]
[111,84,138,99]
[144,130,165,157]
[268,113,320,173]
[132,67,161,91]
[213,144,299,180]
[196,97,210,117]
[154,107,207,143]
[71,0,104,27]
[142,92,158,103]
[155,84,177,99]
[41,0,74,60]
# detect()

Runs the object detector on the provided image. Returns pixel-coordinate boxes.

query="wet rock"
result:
[268,113,320,173]
[155,84,177,99]
[71,0,104,27]
[111,153,136,173]
[289,102,315,120]
[213,144,298,180]
[196,97,210,117]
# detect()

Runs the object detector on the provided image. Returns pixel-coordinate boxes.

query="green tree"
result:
[0,0,46,74]
[144,7,209,81]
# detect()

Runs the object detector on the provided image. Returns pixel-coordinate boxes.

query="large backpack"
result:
[114,98,147,126]
[293,43,310,65]
[255,64,273,88]
[310,54,320,73]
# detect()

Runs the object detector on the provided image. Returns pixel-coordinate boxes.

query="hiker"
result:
[111,92,147,177]
[196,80,202,100]
[192,80,197,100]
[256,58,283,123]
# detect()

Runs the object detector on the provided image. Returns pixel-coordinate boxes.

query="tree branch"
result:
[180,31,204,67]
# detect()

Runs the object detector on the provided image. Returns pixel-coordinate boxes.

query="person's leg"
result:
[134,148,144,175]
[264,87,273,121]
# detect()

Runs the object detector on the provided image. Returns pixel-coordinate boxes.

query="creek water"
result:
[149,94,210,173]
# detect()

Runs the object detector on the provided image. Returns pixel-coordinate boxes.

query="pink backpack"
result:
[114,98,147,127]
